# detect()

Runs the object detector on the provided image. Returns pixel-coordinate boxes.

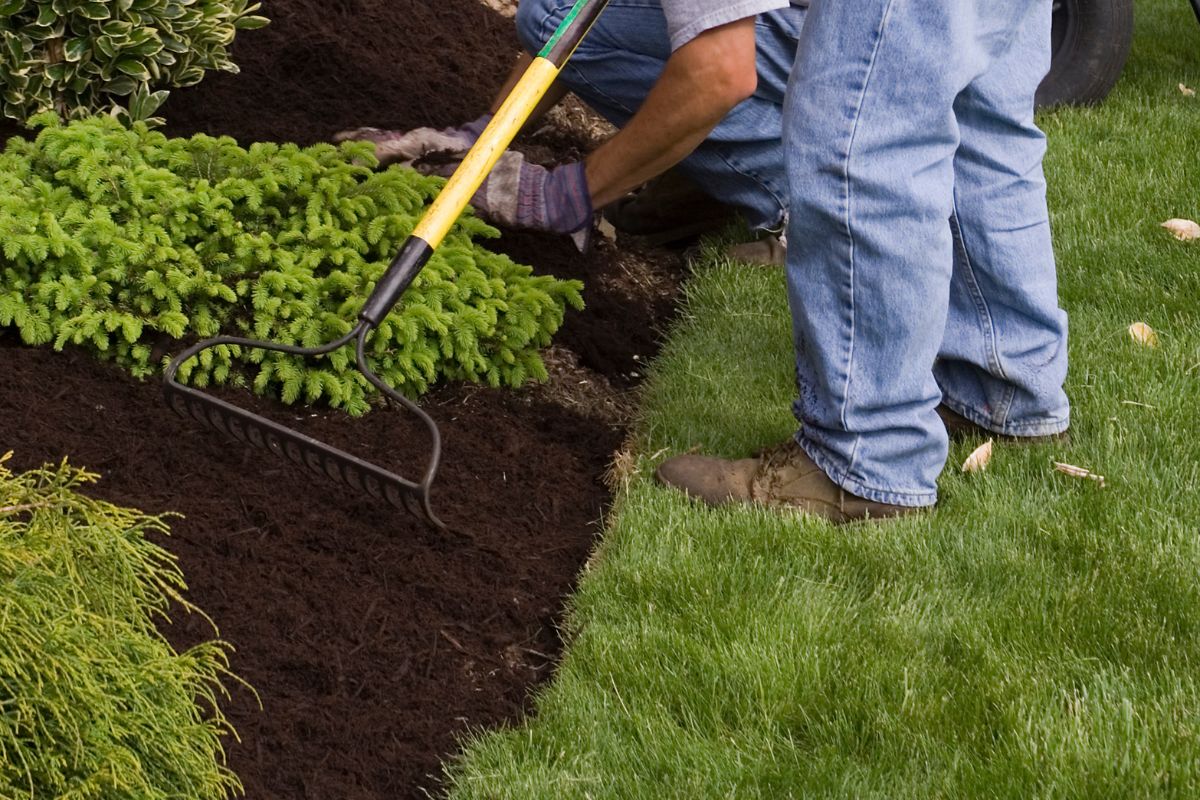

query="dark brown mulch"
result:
[163,0,518,145]
[1,338,619,798]
[0,0,686,797]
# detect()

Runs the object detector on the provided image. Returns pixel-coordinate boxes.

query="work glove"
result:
[332,114,492,167]
[467,151,594,250]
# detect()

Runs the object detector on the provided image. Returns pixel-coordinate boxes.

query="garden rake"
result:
[163,0,609,529]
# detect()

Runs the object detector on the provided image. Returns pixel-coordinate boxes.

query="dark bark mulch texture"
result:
[163,0,518,144]
[0,0,685,796]
[1,338,618,799]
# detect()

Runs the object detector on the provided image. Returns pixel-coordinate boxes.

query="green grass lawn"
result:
[447,4,1200,797]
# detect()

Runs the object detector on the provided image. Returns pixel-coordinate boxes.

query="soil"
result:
[1,340,620,798]
[0,1,686,797]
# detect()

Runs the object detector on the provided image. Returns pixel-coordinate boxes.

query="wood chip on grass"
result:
[1161,218,1200,240]
[1128,321,1159,347]
[1053,461,1107,488]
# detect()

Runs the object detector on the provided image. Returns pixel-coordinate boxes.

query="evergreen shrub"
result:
[0,453,240,799]
[0,0,267,126]
[0,116,585,414]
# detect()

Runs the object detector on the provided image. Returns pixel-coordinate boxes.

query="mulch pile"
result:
[0,0,683,796]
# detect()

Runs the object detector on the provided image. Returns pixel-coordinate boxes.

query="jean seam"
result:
[949,209,1005,377]
[995,383,1016,429]
[839,0,896,479]
[950,199,1019,428]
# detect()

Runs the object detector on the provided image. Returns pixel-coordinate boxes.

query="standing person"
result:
[337,1,806,257]
[656,0,1071,522]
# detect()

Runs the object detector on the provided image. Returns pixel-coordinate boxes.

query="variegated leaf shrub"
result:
[0,0,268,125]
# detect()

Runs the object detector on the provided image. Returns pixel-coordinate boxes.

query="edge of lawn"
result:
[445,4,1200,797]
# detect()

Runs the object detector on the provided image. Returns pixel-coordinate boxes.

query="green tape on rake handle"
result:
[162,320,445,529]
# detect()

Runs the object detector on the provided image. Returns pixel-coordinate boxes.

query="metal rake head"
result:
[163,323,445,529]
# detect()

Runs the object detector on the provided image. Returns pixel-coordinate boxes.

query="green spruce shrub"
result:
[0,454,240,799]
[0,115,584,414]
[0,0,268,126]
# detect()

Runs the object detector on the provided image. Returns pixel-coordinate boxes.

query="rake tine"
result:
[163,322,446,529]
[354,326,443,525]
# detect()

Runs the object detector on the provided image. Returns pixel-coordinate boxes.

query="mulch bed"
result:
[1,341,619,798]
[0,1,683,796]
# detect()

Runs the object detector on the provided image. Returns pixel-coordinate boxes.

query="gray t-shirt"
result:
[663,0,801,51]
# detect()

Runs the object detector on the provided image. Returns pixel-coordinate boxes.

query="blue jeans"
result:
[784,0,1070,507]
[515,0,805,231]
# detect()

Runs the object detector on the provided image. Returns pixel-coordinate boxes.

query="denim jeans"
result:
[515,0,806,231]
[784,0,1070,507]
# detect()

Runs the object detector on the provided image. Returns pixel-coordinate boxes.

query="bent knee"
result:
[515,0,565,55]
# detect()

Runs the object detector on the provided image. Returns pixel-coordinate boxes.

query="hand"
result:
[332,114,492,167]
[470,152,593,244]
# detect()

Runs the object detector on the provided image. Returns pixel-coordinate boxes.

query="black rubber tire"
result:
[1036,0,1134,108]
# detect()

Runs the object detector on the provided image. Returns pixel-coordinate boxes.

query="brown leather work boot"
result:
[654,439,921,524]
[726,233,787,267]
[936,404,1069,444]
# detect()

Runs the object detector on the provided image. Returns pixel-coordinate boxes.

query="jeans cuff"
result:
[940,396,1070,439]
[794,433,938,509]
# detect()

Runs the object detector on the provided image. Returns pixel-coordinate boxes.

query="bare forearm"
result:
[584,18,758,209]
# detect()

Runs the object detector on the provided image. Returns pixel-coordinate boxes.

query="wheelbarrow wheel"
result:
[1037,0,1134,108]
